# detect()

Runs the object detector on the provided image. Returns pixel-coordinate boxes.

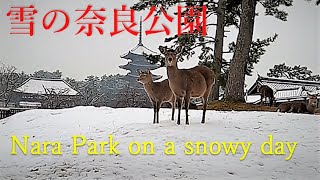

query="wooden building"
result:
[12,78,79,109]
[246,76,320,106]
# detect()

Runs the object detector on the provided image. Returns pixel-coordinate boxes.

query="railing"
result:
[0,108,30,119]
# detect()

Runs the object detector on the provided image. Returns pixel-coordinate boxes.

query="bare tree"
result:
[116,85,149,108]
[76,76,105,106]
[0,64,27,107]
[41,86,76,109]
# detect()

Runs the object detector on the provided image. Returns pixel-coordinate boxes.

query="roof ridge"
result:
[259,76,320,84]
[30,77,64,81]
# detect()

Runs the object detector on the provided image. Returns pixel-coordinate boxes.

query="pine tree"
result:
[267,63,320,81]
[224,0,256,102]
[306,0,320,5]
[224,0,293,102]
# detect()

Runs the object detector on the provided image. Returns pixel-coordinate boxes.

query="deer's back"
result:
[192,65,215,86]
[278,101,307,113]
[146,79,173,103]
[291,102,307,113]
[278,102,292,112]
[167,65,214,98]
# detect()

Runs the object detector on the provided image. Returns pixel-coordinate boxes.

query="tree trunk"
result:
[212,0,226,100]
[224,0,256,102]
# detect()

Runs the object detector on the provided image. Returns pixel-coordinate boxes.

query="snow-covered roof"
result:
[14,78,79,96]
[131,43,158,55]
[119,61,159,71]
[121,43,159,58]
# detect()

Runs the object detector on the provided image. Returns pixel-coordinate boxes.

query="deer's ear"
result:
[175,46,183,54]
[137,69,142,75]
[159,46,167,54]
[146,69,151,74]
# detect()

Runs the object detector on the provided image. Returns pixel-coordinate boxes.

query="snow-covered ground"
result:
[0,107,319,180]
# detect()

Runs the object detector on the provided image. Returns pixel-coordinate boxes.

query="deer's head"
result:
[137,69,153,84]
[159,46,182,67]
[307,93,318,108]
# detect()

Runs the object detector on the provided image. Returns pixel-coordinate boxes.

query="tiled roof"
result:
[247,76,320,101]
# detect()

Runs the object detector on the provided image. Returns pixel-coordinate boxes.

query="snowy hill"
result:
[0,107,319,179]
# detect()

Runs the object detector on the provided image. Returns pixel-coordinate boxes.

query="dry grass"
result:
[207,101,277,112]
[207,101,320,115]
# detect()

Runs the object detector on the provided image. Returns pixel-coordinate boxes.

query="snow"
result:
[0,107,319,179]
[246,95,261,104]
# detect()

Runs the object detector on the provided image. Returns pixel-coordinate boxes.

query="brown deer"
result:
[259,85,275,107]
[277,93,318,114]
[137,69,175,124]
[159,46,215,125]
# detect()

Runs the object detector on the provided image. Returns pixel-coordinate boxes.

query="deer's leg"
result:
[177,97,183,125]
[265,97,267,106]
[184,94,190,125]
[201,89,211,124]
[288,105,294,113]
[202,97,208,124]
[267,97,270,106]
[171,97,176,121]
[269,97,273,107]
[156,101,160,124]
[152,100,156,124]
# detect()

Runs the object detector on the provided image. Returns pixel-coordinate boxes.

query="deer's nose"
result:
[168,57,173,62]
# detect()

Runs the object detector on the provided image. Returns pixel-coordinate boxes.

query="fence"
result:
[0,108,30,119]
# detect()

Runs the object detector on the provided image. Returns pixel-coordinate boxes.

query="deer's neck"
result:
[166,65,180,80]
[143,82,155,93]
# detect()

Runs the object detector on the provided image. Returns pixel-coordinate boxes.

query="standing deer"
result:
[159,46,215,125]
[137,69,175,124]
[277,93,318,114]
[259,85,275,107]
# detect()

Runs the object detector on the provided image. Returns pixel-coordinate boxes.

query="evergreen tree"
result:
[65,74,128,107]
[32,70,62,79]
[306,0,320,5]
[224,0,292,102]
[77,76,104,106]
[267,63,320,81]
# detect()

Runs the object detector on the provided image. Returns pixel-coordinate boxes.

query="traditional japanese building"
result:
[12,78,79,108]
[119,18,162,89]
[246,76,320,106]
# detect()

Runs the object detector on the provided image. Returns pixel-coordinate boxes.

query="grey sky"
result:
[0,0,319,88]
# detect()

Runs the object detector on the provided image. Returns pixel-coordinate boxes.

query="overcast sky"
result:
[0,0,319,88]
